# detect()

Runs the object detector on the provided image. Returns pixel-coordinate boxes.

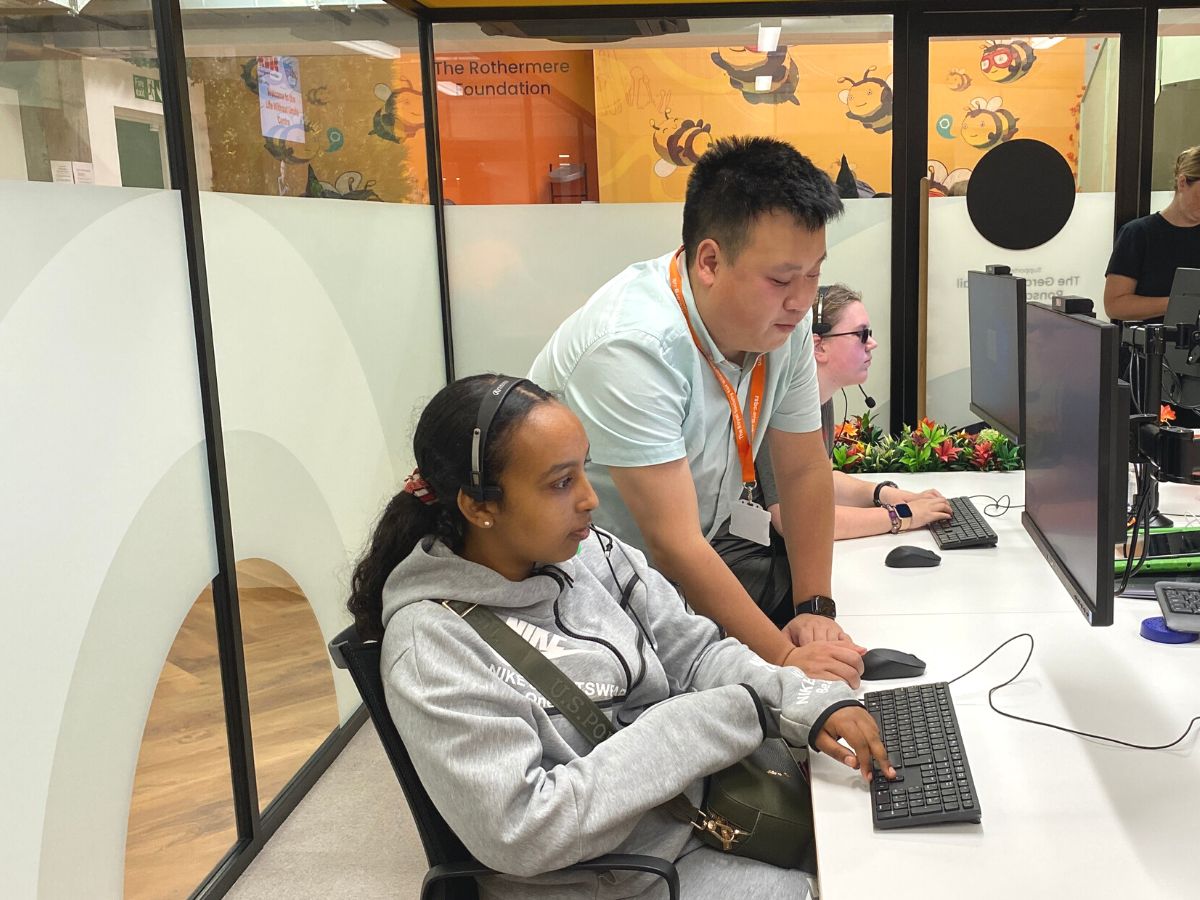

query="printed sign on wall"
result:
[257,56,305,144]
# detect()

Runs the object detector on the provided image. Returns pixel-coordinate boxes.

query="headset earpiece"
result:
[463,376,528,502]
[812,285,833,336]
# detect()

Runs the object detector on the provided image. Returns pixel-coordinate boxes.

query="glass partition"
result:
[0,3,224,898]
[1151,8,1200,213]
[924,31,1120,428]
[180,0,445,819]
[436,14,895,424]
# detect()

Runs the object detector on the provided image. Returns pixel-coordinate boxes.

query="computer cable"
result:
[962,493,1022,517]
[948,633,1200,751]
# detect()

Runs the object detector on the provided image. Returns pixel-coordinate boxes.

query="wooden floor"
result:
[124,560,340,900]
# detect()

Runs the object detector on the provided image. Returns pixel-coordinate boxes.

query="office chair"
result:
[328,623,681,900]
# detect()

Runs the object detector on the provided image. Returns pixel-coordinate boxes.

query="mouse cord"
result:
[947,633,1200,751]
[962,493,1022,517]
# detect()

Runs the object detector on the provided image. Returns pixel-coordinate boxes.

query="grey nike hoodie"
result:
[379,529,860,900]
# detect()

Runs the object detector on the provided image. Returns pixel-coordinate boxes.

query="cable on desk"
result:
[963,493,1022,517]
[948,633,1200,751]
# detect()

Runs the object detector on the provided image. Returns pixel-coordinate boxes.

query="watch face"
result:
[895,503,913,518]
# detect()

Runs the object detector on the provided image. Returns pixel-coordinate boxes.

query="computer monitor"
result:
[1021,302,1129,627]
[967,270,1026,442]
[1162,268,1200,408]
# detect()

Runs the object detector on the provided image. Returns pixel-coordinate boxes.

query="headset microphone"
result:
[859,384,877,409]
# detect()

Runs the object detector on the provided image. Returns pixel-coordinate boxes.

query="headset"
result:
[463,376,528,501]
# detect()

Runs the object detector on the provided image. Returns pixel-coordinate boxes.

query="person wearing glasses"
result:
[755,284,951,543]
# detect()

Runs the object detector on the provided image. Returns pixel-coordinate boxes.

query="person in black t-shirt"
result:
[1104,145,1200,324]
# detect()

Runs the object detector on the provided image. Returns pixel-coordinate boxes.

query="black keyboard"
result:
[865,682,982,830]
[1154,581,1200,633]
[927,496,998,550]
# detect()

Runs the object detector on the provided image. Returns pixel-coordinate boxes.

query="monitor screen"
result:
[1162,268,1200,408]
[1022,302,1128,627]
[967,270,1026,442]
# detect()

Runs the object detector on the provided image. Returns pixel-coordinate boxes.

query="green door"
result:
[115,117,165,189]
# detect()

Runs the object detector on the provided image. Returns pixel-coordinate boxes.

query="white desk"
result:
[814,472,1200,899]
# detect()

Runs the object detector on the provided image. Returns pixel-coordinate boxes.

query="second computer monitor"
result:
[1022,302,1128,627]
[967,270,1026,442]
[1162,267,1200,408]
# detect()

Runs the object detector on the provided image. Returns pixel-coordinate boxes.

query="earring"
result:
[482,520,492,528]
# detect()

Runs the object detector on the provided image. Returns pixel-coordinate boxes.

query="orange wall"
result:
[435,51,597,204]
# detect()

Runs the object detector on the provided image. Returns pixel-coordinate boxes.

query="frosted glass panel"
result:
[200,193,444,729]
[447,199,890,421]
[0,181,216,900]
[925,193,1116,429]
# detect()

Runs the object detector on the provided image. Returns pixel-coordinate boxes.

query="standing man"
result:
[530,136,865,687]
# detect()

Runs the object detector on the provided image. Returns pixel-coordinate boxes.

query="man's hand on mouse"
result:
[815,706,896,782]
[783,641,866,689]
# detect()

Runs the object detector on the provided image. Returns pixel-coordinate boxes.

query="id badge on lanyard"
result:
[668,250,771,547]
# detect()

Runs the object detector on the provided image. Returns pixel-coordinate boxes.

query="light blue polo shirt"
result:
[529,249,822,549]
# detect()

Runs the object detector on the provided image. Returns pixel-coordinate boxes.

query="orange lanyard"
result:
[668,249,766,492]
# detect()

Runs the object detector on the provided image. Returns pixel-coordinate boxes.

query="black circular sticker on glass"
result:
[966,139,1075,250]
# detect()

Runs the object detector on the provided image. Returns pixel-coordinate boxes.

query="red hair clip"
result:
[403,469,437,506]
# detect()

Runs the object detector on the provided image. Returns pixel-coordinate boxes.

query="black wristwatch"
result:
[872,481,898,507]
[795,594,837,619]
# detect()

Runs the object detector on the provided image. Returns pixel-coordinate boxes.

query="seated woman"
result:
[758,284,952,540]
[348,374,893,900]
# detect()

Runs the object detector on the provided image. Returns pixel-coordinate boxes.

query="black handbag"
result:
[441,600,818,872]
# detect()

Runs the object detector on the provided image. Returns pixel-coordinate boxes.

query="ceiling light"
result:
[436,81,464,96]
[334,40,403,59]
[45,0,94,13]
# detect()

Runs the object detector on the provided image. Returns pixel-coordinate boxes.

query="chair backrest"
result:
[329,622,478,897]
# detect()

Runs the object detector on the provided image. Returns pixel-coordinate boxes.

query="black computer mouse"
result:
[862,648,927,681]
[885,545,941,568]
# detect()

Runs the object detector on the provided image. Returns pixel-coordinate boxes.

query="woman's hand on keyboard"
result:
[907,496,953,529]
[816,706,896,782]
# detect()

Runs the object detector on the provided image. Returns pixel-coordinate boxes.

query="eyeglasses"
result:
[821,326,873,345]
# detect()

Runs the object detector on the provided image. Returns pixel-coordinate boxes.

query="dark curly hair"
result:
[682,136,843,267]
[346,374,555,639]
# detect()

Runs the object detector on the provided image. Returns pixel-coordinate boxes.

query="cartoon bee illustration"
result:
[306,86,329,107]
[263,136,314,165]
[980,39,1037,84]
[650,111,714,178]
[369,79,424,144]
[960,97,1019,150]
[947,68,973,92]
[926,159,972,197]
[305,166,381,202]
[240,57,259,94]
[710,46,800,106]
[838,67,894,134]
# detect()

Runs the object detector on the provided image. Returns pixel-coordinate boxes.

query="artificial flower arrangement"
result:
[831,411,1023,473]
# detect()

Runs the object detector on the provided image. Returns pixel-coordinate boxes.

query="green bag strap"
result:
[441,599,700,825]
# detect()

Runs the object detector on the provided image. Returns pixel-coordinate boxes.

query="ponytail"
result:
[347,491,439,640]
